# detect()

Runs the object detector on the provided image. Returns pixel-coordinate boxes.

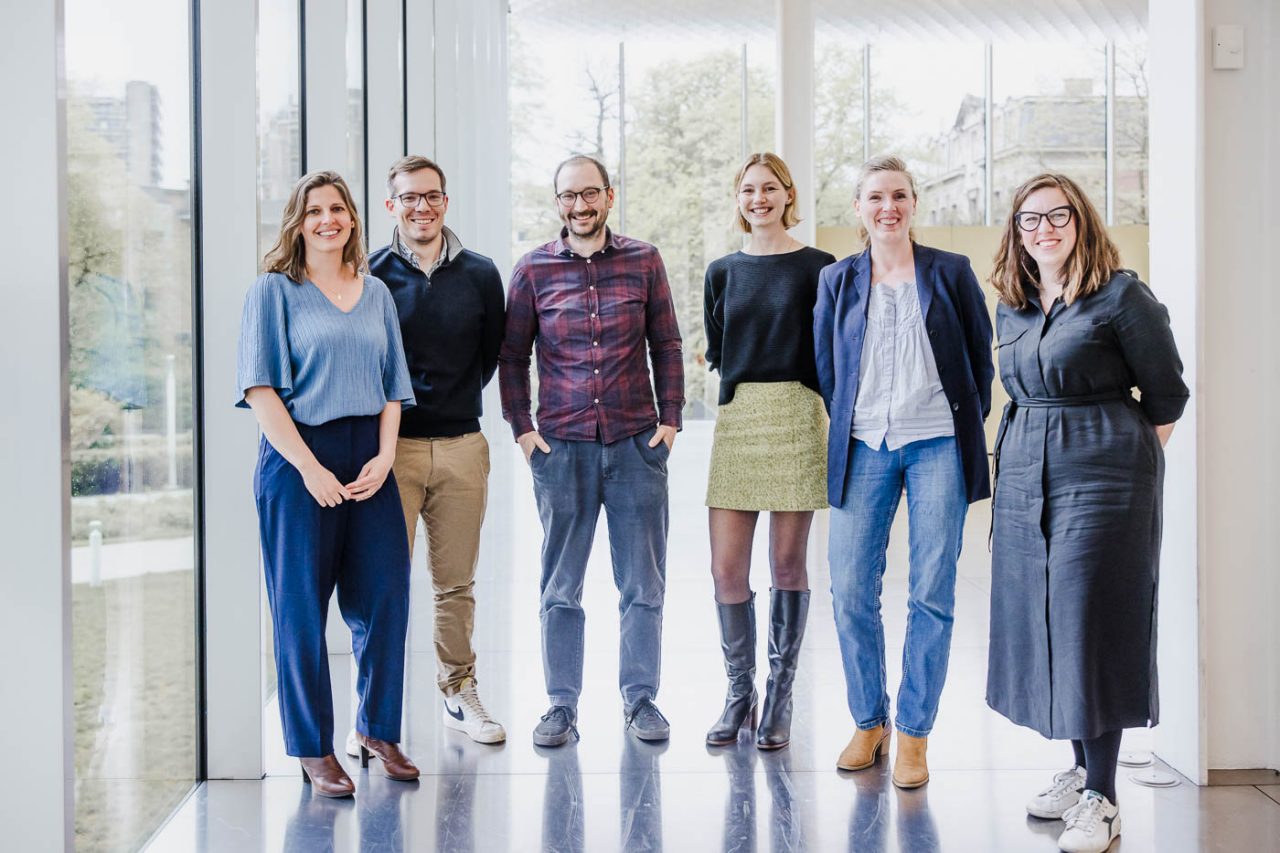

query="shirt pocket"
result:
[994,327,1029,393]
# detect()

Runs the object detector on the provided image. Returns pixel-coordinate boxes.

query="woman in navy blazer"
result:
[814,156,993,788]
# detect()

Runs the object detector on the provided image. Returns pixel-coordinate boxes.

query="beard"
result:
[563,210,606,239]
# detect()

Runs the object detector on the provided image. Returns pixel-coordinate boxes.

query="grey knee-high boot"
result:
[756,589,809,750]
[706,593,757,746]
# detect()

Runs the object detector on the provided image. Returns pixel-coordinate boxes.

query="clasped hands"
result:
[300,453,394,507]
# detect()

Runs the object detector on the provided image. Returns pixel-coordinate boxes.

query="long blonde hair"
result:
[855,155,918,248]
[991,173,1120,309]
[733,152,800,233]
[262,170,367,283]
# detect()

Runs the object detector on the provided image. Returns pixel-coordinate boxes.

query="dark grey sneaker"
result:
[625,699,671,741]
[532,705,578,747]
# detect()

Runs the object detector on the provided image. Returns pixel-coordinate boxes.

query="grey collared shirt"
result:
[851,281,955,450]
[393,225,463,279]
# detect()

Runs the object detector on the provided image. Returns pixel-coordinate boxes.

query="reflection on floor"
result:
[148,424,1280,851]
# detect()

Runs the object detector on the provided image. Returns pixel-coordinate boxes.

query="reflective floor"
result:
[149,424,1280,851]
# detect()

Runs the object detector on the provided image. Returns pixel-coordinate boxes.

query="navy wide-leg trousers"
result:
[254,415,411,757]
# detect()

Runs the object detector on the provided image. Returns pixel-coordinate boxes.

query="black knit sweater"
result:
[703,246,836,405]
[369,245,506,437]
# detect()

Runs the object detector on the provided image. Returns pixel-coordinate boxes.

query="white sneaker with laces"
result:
[443,678,506,744]
[1026,765,1087,819]
[1057,790,1121,853]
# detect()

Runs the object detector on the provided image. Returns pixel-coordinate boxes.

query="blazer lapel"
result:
[914,245,936,320]
[851,250,871,315]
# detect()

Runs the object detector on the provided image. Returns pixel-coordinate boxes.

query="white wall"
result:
[1200,0,1280,772]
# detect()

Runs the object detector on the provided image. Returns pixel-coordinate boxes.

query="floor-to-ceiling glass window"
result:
[509,4,775,419]
[990,40,1108,224]
[1114,40,1150,225]
[65,0,198,848]
[345,0,367,221]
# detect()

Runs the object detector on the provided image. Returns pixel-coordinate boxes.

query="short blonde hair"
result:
[733,152,800,233]
[990,173,1120,309]
[262,171,366,283]
[854,155,918,248]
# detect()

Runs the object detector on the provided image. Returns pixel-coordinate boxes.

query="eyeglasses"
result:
[394,191,447,209]
[1014,205,1073,232]
[555,186,609,206]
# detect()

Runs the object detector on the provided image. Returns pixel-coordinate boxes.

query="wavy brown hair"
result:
[262,170,366,283]
[733,152,801,233]
[855,155,918,248]
[991,173,1120,309]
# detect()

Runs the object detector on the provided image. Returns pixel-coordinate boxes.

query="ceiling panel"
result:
[508,0,1147,42]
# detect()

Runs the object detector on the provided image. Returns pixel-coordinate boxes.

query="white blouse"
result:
[851,281,955,450]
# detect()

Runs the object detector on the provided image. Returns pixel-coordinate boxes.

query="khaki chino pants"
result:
[393,431,489,694]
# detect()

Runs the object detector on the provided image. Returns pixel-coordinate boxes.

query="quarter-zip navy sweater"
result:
[369,244,506,438]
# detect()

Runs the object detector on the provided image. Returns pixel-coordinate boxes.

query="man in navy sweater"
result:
[360,155,507,744]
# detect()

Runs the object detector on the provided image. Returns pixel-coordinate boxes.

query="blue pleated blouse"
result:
[236,272,414,425]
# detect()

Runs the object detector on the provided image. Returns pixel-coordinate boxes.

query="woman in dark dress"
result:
[988,173,1188,853]
[702,152,835,750]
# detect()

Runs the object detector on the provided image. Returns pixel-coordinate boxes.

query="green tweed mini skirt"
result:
[706,381,829,511]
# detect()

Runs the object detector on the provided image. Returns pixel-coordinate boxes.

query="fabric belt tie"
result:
[988,390,1133,549]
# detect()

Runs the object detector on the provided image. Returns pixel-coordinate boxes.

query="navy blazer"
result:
[814,244,995,507]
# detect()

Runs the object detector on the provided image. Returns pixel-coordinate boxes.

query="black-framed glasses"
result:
[394,191,447,209]
[555,186,609,206]
[1014,205,1073,232]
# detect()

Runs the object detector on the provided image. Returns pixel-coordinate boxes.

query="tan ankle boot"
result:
[837,723,891,771]
[892,732,929,788]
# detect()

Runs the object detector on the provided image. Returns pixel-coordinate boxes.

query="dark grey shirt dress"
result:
[986,271,1189,740]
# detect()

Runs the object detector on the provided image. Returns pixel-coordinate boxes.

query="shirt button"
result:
[594,398,600,404]
[587,259,592,264]
[591,312,597,318]
[589,285,595,290]
[951,402,960,411]
[593,341,599,346]
[594,369,599,374]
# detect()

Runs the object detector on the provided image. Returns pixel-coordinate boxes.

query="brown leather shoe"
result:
[837,723,891,771]
[357,733,420,782]
[892,732,929,788]
[299,755,355,798]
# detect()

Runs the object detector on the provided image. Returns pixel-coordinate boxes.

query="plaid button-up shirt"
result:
[499,228,684,443]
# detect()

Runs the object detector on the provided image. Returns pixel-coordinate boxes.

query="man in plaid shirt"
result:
[499,154,684,747]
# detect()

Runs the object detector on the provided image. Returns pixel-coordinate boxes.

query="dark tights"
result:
[1069,729,1123,803]
[708,508,813,602]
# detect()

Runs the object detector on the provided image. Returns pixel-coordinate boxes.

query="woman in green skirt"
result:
[702,152,835,750]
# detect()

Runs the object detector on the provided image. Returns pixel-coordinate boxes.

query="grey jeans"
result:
[529,428,670,711]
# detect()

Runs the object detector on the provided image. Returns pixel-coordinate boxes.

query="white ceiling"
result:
[508,0,1147,42]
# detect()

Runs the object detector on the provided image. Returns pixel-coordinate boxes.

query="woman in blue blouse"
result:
[238,170,418,797]
[814,156,994,788]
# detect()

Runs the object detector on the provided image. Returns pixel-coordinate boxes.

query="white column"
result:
[0,2,73,845]
[776,0,815,246]
[1148,0,1204,784]
[200,0,265,780]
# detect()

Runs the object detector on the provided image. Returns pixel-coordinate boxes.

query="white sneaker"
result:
[1058,791,1121,853]
[1026,765,1087,819]
[443,678,506,744]
[344,727,360,758]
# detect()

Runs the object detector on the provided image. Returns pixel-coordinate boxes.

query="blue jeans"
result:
[828,436,967,737]
[530,428,669,711]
